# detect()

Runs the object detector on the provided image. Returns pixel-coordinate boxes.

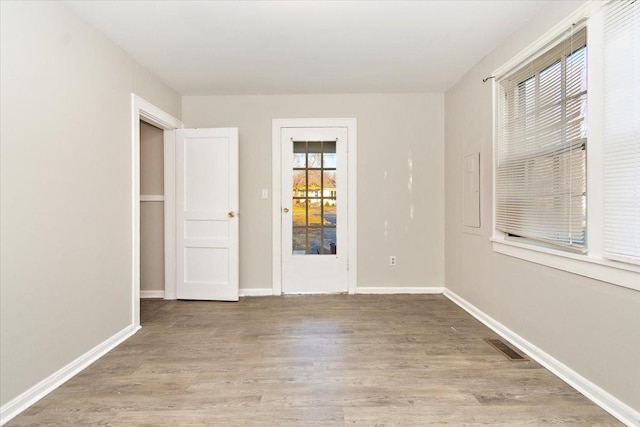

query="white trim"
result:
[492,239,640,292]
[140,195,164,202]
[586,8,605,264]
[281,291,349,295]
[131,95,182,326]
[347,122,358,295]
[271,123,282,295]
[0,325,139,425]
[140,290,165,299]
[443,289,640,427]
[271,118,358,296]
[356,286,444,295]
[163,130,177,300]
[239,288,275,297]
[135,96,182,132]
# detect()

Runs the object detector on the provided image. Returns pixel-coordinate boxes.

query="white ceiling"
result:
[64,0,549,95]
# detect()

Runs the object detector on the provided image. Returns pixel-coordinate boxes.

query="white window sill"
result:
[491,237,640,292]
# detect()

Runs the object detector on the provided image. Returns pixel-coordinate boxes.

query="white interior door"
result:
[281,127,348,293]
[176,128,238,301]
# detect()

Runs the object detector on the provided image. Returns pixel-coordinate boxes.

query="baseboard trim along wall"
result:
[239,287,446,297]
[443,289,639,427]
[0,324,140,426]
[140,290,165,299]
[356,286,444,294]
[239,288,274,297]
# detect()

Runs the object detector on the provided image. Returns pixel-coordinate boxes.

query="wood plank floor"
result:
[8,295,621,426]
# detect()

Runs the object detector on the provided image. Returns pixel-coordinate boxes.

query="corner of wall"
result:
[132,62,182,120]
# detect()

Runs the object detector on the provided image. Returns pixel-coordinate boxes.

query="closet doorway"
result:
[140,121,166,299]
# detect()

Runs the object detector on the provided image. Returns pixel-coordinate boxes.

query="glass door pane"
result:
[292,140,337,255]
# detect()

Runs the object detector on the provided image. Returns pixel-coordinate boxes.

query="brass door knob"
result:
[283,207,290,213]
[228,211,235,218]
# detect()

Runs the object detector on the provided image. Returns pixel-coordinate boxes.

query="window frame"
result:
[491,2,640,292]
[496,36,588,253]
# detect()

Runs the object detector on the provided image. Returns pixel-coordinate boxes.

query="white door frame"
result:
[272,118,357,295]
[131,94,182,328]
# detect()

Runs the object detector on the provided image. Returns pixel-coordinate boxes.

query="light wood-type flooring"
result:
[8,295,621,426]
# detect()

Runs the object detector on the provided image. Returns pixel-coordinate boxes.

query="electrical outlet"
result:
[389,256,397,266]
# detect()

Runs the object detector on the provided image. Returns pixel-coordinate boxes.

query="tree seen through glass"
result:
[292,141,337,255]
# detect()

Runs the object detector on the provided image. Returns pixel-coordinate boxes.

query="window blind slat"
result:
[603,0,640,264]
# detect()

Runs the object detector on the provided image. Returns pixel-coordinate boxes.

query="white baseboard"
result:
[240,286,445,297]
[0,324,139,426]
[356,286,444,294]
[239,288,274,297]
[140,290,165,299]
[443,289,639,427]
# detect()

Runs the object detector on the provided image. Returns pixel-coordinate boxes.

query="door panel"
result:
[176,128,238,301]
[184,138,229,211]
[281,127,348,293]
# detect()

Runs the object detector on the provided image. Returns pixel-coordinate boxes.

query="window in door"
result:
[292,140,337,255]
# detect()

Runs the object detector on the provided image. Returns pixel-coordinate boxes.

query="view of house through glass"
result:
[292,140,337,255]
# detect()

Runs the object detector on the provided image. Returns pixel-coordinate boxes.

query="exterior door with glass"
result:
[281,127,348,293]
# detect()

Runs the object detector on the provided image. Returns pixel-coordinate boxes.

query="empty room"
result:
[1,0,638,426]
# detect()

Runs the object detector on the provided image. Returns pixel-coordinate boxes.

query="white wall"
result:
[444,0,640,413]
[0,1,181,406]
[183,94,445,291]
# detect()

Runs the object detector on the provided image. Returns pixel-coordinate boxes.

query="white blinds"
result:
[496,27,587,251]
[603,0,640,264]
